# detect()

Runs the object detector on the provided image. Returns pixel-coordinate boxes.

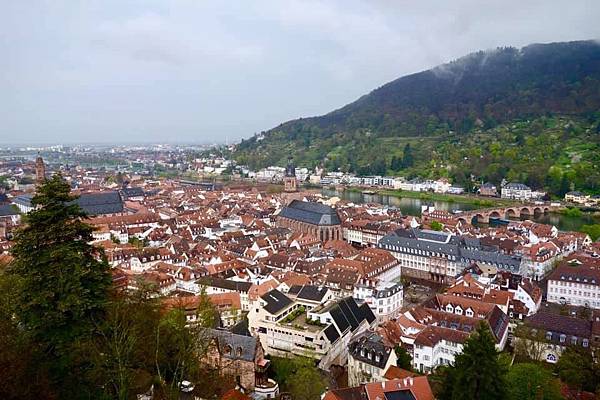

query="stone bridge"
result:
[456,204,560,225]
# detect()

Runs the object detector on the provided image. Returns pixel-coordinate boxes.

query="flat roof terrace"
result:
[277,309,325,333]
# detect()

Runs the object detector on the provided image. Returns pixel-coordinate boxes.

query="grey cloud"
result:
[1,0,599,144]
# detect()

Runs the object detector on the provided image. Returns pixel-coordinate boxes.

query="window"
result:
[559,334,566,343]
[583,339,589,347]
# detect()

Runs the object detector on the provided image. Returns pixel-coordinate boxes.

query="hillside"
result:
[233,41,600,195]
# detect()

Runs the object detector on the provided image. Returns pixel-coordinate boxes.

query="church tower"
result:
[284,157,297,192]
[35,154,46,184]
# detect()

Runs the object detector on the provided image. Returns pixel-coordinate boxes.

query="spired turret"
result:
[284,157,297,192]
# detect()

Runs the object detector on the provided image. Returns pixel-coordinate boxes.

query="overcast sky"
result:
[2,1,600,145]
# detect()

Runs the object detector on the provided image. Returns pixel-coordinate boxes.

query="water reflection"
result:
[322,189,599,232]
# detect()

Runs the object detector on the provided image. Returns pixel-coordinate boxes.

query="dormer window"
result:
[546,331,552,341]
[559,334,566,343]
[571,337,577,345]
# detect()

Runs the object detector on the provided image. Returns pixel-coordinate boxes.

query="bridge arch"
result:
[520,207,532,218]
[505,208,517,219]
[471,213,486,224]
[489,211,502,219]
[533,207,543,215]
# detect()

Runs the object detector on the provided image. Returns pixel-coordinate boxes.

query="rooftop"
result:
[278,200,341,226]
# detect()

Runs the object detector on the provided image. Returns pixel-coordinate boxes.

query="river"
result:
[321,189,599,232]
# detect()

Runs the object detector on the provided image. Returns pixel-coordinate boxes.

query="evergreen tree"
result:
[437,322,507,400]
[559,174,571,197]
[401,143,414,168]
[9,175,111,385]
[395,345,413,370]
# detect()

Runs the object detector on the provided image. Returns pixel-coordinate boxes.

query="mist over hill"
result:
[234,40,600,195]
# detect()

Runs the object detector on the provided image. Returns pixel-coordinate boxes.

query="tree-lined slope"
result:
[234,40,600,194]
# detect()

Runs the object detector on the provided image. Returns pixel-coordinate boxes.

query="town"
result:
[1,152,599,400]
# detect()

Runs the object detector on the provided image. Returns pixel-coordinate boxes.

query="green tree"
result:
[8,175,111,392]
[78,287,161,400]
[437,323,507,400]
[79,287,219,400]
[513,324,548,362]
[506,363,562,400]
[286,357,327,400]
[395,345,413,370]
[270,356,327,400]
[0,175,10,190]
[401,143,414,169]
[556,346,600,393]
[580,224,600,241]
[0,271,54,399]
[559,174,571,197]
[430,221,443,231]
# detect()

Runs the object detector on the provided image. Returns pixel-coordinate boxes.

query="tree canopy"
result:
[436,323,507,400]
[2,176,221,399]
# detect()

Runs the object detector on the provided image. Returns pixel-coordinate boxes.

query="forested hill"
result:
[233,41,600,195]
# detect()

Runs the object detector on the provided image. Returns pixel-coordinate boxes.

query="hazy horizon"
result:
[2,1,600,145]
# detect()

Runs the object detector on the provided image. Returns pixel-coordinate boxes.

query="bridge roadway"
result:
[453,203,560,224]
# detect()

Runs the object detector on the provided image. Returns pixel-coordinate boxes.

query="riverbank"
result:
[357,188,518,207]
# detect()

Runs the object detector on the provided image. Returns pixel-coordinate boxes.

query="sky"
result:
[2,1,600,145]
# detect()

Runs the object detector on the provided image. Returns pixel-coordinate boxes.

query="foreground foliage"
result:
[435,323,507,400]
[1,176,220,400]
[556,346,600,394]
[506,363,562,400]
[269,356,327,400]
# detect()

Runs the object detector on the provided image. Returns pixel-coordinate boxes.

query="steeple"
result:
[35,153,46,184]
[285,157,296,178]
[284,157,297,192]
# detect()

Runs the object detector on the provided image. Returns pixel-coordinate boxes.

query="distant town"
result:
[1,145,599,399]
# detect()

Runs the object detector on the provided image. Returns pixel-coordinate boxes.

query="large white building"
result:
[248,289,376,370]
[412,325,468,373]
[546,254,600,309]
[501,182,533,200]
[353,279,403,322]
[378,228,522,284]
